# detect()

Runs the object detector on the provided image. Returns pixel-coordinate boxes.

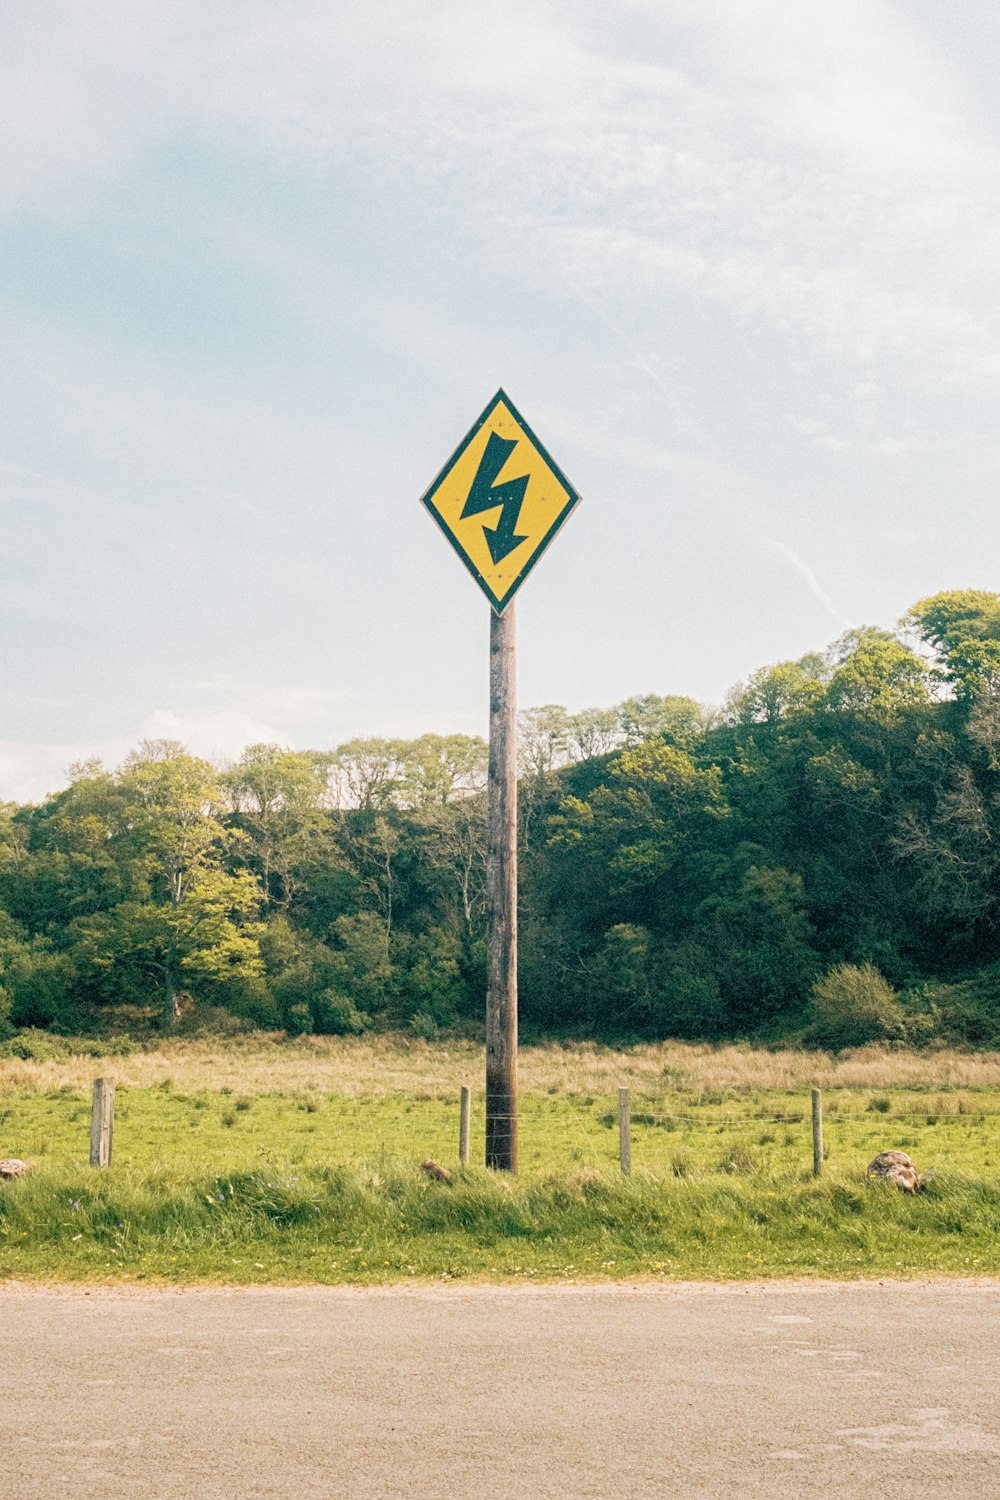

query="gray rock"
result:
[420,1158,453,1184]
[0,1158,30,1179]
[866,1149,924,1193]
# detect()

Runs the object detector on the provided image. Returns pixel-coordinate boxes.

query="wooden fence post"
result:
[618,1087,631,1175]
[90,1078,115,1168]
[811,1087,823,1177]
[459,1085,471,1167]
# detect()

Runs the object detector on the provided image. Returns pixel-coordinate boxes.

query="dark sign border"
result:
[418,388,581,614]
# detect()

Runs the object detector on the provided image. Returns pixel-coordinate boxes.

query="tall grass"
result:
[3,1161,1000,1284]
[6,1036,1000,1099]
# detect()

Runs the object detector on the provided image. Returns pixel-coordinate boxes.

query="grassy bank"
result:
[3,1162,1000,1284]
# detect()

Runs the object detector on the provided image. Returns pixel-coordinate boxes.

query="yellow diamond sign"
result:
[419,389,580,613]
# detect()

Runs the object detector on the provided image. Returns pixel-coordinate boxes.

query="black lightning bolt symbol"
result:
[460,432,530,565]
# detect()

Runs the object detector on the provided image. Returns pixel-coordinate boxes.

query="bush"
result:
[807,962,905,1048]
[904,968,1000,1047]
[218,975,280,1031]
[284,1002,313,1036]
[0,1029,139,1060]
[175,1004,250,1038]
[409,1011,439,1041]
[0,1027,74,1061]
[314,989,369,1036]
[2,940,77,1031]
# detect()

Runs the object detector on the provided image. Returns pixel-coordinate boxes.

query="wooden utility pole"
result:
[417,389,580,1172]
[485,605,518,1172]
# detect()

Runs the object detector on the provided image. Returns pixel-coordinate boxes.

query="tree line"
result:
[5,588,1000,1048]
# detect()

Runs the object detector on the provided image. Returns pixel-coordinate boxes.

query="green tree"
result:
[568,707,620,761]
[68,743,266,1026]
[824,628,929,724]
[398,734,487,807]
[894,761,1000,941]
[224,743,335,909]
[334,813,400,949]
[588,923,654,1029]
[695,864,816,1027]
[260,916,368,1034]
[2,762,135,934]
[607,740,727,902]
[518,705,572,778]
[903,590,1000,700]
[617,694,706,745]
[73,868,263,1027]
[725,657,827,726]
[325,912,393,1018]
[400,925,466,1027]
[545,739,727,944]
[411,798,487,936]
[330,738,407,810]
[0,912,75,1030]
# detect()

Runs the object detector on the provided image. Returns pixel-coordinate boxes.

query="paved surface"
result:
[2,1280,1000,1498]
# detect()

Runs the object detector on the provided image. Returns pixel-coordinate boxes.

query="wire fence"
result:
[619,1088,1000,1179]
[6,1080,1000,1178]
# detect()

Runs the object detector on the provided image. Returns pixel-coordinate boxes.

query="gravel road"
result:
[2,1279,999,1499]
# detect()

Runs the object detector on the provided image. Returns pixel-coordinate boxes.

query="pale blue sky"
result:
[4,1,1000,798]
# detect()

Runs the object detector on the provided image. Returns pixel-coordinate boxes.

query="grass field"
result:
[3,1037,1000,1284]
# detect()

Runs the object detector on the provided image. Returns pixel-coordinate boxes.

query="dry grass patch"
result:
[7,1037,1000,1100]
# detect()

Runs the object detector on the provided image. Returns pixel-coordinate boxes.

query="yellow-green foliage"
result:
[809,963,905,1047]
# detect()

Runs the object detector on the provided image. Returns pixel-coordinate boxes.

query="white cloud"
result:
[137,707,285,760]
[793,417,941,458]
[203,2,1000,390]
[0,694,492,803]
[4,1,999,392]
[0,738,128,803]
[0,3,201,211]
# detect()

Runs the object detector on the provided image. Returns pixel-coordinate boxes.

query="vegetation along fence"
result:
[13,1080,998,1182]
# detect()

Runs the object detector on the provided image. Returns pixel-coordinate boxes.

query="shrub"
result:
[905,967,1000,1047]
[400,927,466,1028]
[807,962,905,1048]
[314,989,369,1036]
[176,1004,249,1038]
[284,1002,313,1036]
[409,1011,439,1041]
[218,975,280,1031]
[0,1027,74,1061]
